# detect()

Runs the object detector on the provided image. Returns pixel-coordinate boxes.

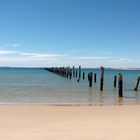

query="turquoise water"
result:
[0,68,140,105]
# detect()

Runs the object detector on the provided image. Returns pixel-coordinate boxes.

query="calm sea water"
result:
[0,68,140,105]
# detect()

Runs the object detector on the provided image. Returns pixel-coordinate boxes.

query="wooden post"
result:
[73,66,75,77]
[94,73,96,83]
[100,66,104,91]
[134,76,140,91]
[76,69,77,78]
[118,73,123,97]
[114,75,117,87]
[79,66,81,79]
[83,72,85,80]
[69,69,72,79]
[64,68,66,77]
[66,68,69,79]
[89,72,93,87]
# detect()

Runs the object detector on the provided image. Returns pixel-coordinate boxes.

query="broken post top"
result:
[118,73,123,80]
[79,66,81,71]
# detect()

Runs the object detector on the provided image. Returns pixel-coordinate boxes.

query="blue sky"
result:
[0,0,140,68]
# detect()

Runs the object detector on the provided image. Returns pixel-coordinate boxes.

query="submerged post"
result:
[100,66,104,91]
[114,75,117,87]
[118,73,123,97]
[94,73,97,83]
[134,76,140,91]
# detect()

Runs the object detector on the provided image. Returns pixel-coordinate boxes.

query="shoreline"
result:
[0,102,139,106]
[0,104,140,139]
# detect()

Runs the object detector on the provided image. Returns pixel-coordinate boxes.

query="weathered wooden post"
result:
[66,68,69,79]
[118,73,123,97]
[83,72,85,80]
[100,66,104,91]
[79,66,81,79]
[89,72,93,87]
[76,69,78,78]
[114,75,117,87]
[64,68,66,77]
[134,76,140,91]
[73,66,75,77]
[69,69,72,79]
[94,73,96,83]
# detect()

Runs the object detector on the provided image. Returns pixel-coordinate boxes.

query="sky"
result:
[0,0,140,68]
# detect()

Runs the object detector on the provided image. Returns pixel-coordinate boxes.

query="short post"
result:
[118,73,123,97]
[114,75,117,87]
[77,78,80,82]
[83,72,85,80]
[94,73,97,83]
[89,72,93,87]
[73,66,75,77]
[100,66,104,91]
[66,68,69,79]
[134,76,140,91]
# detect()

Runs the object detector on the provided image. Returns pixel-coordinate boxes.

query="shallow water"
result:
[0,68,140,105]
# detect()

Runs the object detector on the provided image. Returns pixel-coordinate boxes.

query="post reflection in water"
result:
[88,87,93,105]
[99,91,104,105]
[117,97,123,105]
[134,91,139,104]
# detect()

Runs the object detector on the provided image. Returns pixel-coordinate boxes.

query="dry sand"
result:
[0,105,140,140]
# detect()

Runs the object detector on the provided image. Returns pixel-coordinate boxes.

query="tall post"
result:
[89,72,93,87]
[94,73,97,83]
[79,66,81,79]
[76,69,77,78]
[114,75,117,87]
[100,66,104,91]
[134,76,140,91]
[69,69,72,79]
[118,73,123,97]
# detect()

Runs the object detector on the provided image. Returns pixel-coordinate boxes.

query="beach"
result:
[0,105,140,140]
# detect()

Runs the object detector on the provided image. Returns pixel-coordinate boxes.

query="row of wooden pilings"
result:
[44,66,140,98]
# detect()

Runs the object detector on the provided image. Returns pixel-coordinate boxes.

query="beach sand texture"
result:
[0,105,140,140]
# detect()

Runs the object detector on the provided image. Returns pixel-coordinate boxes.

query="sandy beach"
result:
[0,105,140,140]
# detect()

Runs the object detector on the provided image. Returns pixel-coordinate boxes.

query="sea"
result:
[0,67,140,105]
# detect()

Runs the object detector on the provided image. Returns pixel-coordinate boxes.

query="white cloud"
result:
[20,53,67,58]
[119,58,128,62]
[95,51,113,54]
[0,50,140,68]
[73,56,110,60]
[0,50,18,55]
[0,56,62,67]
[5,44,20,48]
